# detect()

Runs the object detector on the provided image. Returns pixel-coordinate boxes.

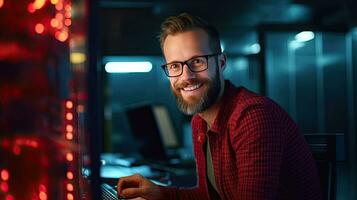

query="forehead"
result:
[163,28,212,62]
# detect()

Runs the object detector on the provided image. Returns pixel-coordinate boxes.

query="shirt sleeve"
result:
[158,185,209,200]
[231,104,286,200]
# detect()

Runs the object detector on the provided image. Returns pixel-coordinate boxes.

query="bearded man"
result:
[116,13,322,200]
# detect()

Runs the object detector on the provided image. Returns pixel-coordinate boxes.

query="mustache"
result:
[174,78,205,89]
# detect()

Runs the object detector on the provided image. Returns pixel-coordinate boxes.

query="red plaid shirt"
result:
[160,81,322,200]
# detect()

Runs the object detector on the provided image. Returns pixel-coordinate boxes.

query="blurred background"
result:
[0,0,356,199]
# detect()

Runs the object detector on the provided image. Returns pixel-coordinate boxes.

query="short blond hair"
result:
[159,13,222,53]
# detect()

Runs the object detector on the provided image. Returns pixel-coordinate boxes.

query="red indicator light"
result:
[64,19,72,26]
[12,146,21,155]
[55,31,68,42]
[56,13,64,20]
[5,194,14,200]
[1,169,9,181]
[66,153,73,161]
[66,171,73,180]
[64,4,71,12]
[66,183,74,191]
[66,113,73,120]
[66,101,73,109]
[66,125,73,132]
[55,2,63,10]
[27,3,35,13]
[0,0,4,8]
[35,23,45,34]
[51,18,59,28]
[0,182,8,192]
[39,184,46,192]
[65,12,71,18]
[67,193,74,200]
[66,132,73,140]
[39,191,47,200]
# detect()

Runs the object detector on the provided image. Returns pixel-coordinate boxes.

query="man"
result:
[117,13,322,200]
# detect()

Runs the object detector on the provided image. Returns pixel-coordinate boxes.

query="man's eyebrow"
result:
[166,54,205,64]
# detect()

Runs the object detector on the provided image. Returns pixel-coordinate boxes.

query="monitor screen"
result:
[126,104,179,162]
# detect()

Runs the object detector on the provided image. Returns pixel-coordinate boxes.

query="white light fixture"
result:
[295,31,315,42]
[243,43,261,55]
[289,40,305,49]
[250,43,261,54]
[105,61,152,73]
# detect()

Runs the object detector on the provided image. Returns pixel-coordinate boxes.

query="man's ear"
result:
[219,53,227,71]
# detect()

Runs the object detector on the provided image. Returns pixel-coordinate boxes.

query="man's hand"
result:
[117,173,164,200]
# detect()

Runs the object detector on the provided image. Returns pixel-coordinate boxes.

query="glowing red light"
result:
[55,2,63,10]
[64,19,72,26]
[65,11,71,18]
[5,194,14,200]
[33,0,46,10]
[39,191,47,200]
[67,193,74,200]
[0,0,4,8]
[66,113,73,120]
[50,18,59,28]
[13,146,21,155]
[66,153,74,161]
[56,31,69,42]
[66,183,74,191]
[56,13,64,20]
[50,0,58,5]
[58,22,64,29]
[35,23,45,34]
[27,3,35,13]
[1,170,9,181]
[0,182,8,192]
[66,132,73,140]
[66,125,73,132]
[66,171,74,180]
[66,101,73,109]
[30,140,39,148]
[39,184,46,192]
[64,4,71,12]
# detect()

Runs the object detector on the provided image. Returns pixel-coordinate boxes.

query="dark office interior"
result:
[0,0,356,199]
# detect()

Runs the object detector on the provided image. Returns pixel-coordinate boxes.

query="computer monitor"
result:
[125,104,179,162]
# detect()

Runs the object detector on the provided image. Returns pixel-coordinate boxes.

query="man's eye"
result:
[192,58,204,64]
[169,63,180,70]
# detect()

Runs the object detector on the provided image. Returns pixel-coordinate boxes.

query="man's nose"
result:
[180,64,196,80]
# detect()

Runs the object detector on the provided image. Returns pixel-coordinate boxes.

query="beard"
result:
[171,67,221,115]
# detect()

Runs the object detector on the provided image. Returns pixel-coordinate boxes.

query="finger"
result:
[120,187,144,199]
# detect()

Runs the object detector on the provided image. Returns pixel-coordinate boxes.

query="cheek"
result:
[169,78,177,89]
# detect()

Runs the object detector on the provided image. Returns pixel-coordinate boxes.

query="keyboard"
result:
[101,183,120,200]
[100,180,167,200]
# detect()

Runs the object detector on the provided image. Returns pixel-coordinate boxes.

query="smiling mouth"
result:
[181,83,203,92]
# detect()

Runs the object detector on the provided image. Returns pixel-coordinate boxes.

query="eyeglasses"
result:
[161,53,221,77]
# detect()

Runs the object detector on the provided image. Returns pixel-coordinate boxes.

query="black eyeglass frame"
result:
[161,53,221,77]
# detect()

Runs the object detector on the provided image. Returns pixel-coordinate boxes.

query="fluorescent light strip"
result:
[105,61,152,73]
[295,31,315,42]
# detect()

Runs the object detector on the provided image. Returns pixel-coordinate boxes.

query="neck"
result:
[198,100,220,129]
[198,81,225,129]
